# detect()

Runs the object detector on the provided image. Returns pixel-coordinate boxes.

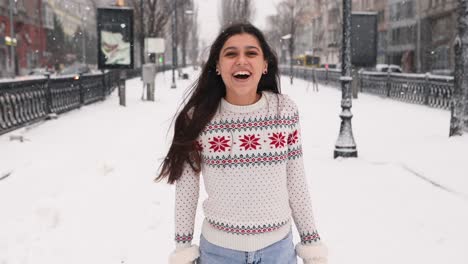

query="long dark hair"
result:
[156,23,280,184]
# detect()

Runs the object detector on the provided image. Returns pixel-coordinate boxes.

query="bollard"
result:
[423,72,430,106]
[119,71,126,107]
[142,63,157,101]
[386,71,391,97]
[78,73,84,107]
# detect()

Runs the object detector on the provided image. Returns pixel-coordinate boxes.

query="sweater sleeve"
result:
[286,102,322,245]
[174,161,200,249]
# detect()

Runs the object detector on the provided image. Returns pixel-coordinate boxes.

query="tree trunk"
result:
[289,39,294,85]
[449,0,468,136]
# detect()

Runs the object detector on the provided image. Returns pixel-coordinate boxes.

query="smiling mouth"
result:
[233,71,251,80]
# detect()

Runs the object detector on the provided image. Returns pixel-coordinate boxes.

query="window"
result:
[432,16,451,42]
[390,4,396,21]
[378,10,385,24]
[432,45,449,70]
[27,51,39,68]
[406,1,414,19]
[42,3,54,30]
[391,26,415,45]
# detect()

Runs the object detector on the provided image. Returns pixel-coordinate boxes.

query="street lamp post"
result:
[182,9,193,67]
[171,0,178,89]
[281,34,292,81]
[82,18,86,63]
[79,4,90,64]
[334,0,358,158]
[67,2,91,65]
[8,0,16,77]
[140,0,144,66]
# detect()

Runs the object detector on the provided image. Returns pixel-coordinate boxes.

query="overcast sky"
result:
[195,0,279,46]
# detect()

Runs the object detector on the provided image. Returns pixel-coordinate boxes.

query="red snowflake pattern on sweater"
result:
[269,132,286,148]
[209,136,230,152]
[175,92,322,252]
[287,130,298,145]
[239,134,261,150]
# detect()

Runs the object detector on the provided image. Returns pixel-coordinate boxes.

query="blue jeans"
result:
[198,231,297,264]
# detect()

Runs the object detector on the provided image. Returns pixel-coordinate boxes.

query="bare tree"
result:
[128,0,189,37]
[189,8,200,67]
[178,0,196,67]
[94,0,197,67]
[127,0,189,65]
[264,15,282,54]
[219,0,255,27]
[149,0,171,38]
[274,0,313,84]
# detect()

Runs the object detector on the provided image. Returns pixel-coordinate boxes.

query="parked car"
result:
[375,64,402,73]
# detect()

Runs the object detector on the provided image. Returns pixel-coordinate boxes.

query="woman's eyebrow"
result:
[244,46,260,51]
[222,46,261,53]
[222,47,238,53]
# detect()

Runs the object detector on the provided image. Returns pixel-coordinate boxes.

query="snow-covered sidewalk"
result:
[1,68,467,264]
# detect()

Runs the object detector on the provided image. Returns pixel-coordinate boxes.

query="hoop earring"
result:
[216,69,220,75]
[263,70,267,75]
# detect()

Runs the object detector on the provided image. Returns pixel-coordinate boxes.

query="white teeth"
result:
[233,71,251,76]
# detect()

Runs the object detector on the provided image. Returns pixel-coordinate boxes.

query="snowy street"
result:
[1,68,467,264]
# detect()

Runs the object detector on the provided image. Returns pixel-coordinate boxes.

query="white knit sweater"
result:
[174,91,321,252]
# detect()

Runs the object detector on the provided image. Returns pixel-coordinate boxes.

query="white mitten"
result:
[295,242,328,264]
[169,245,200,264]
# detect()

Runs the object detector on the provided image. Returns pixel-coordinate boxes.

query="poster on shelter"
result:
[97,7,134,69]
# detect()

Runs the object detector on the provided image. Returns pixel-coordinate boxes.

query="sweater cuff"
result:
[169,245,200,264]
[175,233,194,249]
[295,242,328,264]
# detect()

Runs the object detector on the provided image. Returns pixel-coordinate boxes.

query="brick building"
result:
[0,0,49,77]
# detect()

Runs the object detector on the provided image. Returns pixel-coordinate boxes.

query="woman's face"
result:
[217,33,268,104]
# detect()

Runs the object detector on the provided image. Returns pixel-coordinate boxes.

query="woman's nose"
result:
[236,54,247,65]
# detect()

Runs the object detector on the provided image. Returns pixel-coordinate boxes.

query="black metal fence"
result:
[279,65,454,110]
[0,69,140,136]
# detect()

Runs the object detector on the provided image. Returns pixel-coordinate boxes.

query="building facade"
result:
[419,0,457,73]
[310,0,341,68]
[386,0,457,73]
[386,0,418,72]
[308,0,457,73]
[352,0,389,64]
[293,1,315,60]
[0,0,48,76]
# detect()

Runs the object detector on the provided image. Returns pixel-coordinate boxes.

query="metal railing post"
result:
[45,74,52,114]
[386,71,391,97]
[424,73,430,106]
[79,74,84,106]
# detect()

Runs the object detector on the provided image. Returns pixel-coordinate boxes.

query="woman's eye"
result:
[225,52,237,57]
[246,52,258,57]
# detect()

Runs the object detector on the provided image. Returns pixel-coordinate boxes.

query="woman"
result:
[157,23,328,264]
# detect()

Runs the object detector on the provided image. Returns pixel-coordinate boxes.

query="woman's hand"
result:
[296,242,328,264]
[169,245,200,264]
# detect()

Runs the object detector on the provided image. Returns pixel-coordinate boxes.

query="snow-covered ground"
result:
[1,68,467,264]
